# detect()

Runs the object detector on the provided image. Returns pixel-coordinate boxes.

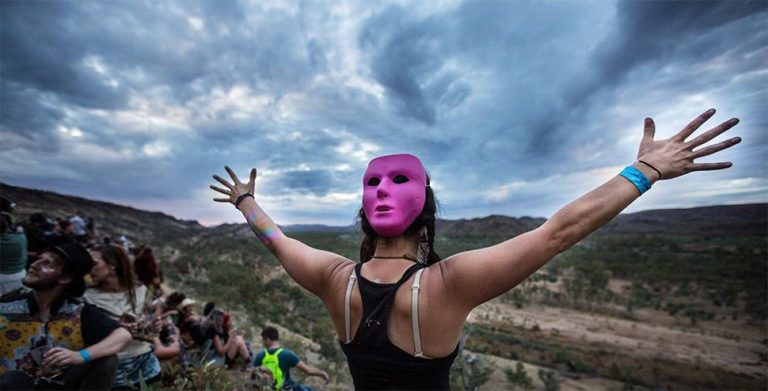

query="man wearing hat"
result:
[0,243,132,389]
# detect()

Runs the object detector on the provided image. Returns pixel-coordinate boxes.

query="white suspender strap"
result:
[344,270,357,343]
[411,268,426,358]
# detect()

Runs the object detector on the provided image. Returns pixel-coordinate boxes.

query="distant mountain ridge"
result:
[435,204,766,238]
[1,183,765,241]
[438,215,546,237]
[602,203,767,237]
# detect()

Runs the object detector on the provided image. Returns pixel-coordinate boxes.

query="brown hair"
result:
[93,244,139,312]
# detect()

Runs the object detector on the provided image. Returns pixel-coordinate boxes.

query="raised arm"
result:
[210,167,352,299]
[441,109,741,310]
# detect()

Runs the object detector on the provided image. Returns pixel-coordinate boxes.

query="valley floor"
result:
[468,301,767,389]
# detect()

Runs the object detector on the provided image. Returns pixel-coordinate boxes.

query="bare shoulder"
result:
[329,260,357,283]
[418,261,464,310]
[318,259,357,302]
[406,262,471,347]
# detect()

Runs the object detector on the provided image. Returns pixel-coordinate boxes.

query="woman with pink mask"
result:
[211,110,740,390]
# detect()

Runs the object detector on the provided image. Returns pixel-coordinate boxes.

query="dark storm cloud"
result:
[0,82,65,152]
[278,169,337,196]
[0,0,330,178]
[356,1,608,179]
[359,6,470,126]
[1,0,325,116]
[352,0,766,209]
[526,0,767,158]
[570,0,767,104]
[0,2,129,110]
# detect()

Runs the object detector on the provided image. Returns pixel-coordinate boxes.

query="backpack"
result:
[262,348,285,389]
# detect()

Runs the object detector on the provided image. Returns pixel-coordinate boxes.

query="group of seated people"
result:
[0,200,153,297]
[0,202,328,390]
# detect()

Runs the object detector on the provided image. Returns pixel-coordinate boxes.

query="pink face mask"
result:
[362,154,427,238]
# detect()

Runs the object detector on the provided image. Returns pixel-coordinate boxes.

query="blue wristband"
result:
[620,165,651,195]
[79,349,91,363]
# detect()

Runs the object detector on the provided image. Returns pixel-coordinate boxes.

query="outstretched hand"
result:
[211,166,257,205]
[637,109,741,180]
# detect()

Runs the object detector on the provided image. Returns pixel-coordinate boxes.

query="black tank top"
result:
[340,262,459,390]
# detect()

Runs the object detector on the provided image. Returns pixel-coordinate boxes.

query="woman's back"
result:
[326,259,468,362]
[335,260,458,389]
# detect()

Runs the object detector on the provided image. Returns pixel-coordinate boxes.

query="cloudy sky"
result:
[1,0,766,226]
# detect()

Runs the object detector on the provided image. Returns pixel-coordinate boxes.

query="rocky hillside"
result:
[0,182,204,244]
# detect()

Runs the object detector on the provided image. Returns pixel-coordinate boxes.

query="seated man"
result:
[0,243,132,390]
[254,326,329,391]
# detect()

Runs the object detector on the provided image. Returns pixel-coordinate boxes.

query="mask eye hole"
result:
[367,177,381,186]
[393,174,409,184]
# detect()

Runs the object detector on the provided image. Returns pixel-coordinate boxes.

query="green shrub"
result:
[538,369,560,391]
[450,353,493,391]
[505,362,534,390]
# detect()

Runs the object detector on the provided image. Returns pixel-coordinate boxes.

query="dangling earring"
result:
[418,233,429,264]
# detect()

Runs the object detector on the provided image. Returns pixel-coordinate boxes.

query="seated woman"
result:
[205,309,252,369]
[152,321,182,362]
[83,244,162,389]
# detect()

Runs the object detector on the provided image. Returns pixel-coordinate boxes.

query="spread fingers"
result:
[686,118,739,149]
[213,175,234,189]
[210,185,230,195]
[689,137,741,159]
[225,166,242,184]
[673,109,716,142]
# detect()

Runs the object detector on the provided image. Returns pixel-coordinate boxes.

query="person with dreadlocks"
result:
[211,110,740,390]
[83,244,162,389]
